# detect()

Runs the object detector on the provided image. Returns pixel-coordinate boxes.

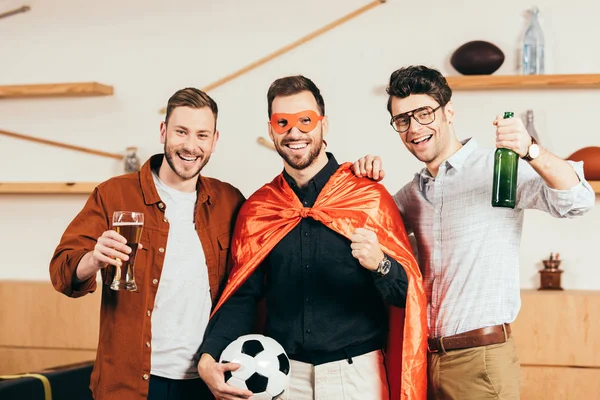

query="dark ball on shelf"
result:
[450,41,505,75]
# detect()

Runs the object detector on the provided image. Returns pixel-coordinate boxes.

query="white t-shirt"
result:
[150,172,212,379]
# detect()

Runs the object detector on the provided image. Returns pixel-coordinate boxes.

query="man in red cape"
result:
[198,76,427,400]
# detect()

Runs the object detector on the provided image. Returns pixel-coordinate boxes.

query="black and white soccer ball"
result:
[219,334,291,400]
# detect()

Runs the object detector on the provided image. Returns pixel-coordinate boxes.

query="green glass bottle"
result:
[492,111,518,208]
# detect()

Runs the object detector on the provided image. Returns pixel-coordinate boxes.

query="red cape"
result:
[212,163,427,399]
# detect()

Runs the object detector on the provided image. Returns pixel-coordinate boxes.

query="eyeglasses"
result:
[390,105,442,133]
[269,110,324,134]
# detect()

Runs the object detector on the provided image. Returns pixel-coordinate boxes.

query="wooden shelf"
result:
[0,82,113,99]
[0,182,98,194]
[446,73,600,90]
[590,180,600,194]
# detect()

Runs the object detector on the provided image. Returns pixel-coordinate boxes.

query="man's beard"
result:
[275,130,323,170]
[164,140,209,181]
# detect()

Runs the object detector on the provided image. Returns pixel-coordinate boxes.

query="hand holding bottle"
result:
[492,112,519,209]
[492,114,532,157]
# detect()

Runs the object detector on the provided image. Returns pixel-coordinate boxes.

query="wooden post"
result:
[159,0,386,114]
[0,129,123,160]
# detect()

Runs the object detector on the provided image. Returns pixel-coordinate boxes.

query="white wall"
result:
[1,0,598,289]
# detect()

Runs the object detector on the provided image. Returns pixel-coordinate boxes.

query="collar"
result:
[417,137,478,180]
[445,137,478,171]
[139,154,211,205]
[282,152,339,193]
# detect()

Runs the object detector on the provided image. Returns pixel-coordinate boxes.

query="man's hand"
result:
[90,230,134,270]
[75,230,143,283]
[351,154,385,182]
[350,228,385,271]
[493,114,531,157]
[198,353,253,400]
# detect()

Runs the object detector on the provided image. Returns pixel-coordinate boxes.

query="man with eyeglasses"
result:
[352,65,595,400]
[198,75,428,400]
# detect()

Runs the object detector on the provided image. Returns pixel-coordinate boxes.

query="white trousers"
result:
[280,350,390,400]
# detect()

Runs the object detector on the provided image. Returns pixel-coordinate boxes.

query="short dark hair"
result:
[386,65,452,115]
[267,75,325,117]
[165,88,218,129]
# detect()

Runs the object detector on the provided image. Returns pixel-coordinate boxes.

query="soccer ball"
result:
[219,334,291,400]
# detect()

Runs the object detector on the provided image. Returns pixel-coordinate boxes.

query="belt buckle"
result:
[427,341,437,353]
[427,336,446,353]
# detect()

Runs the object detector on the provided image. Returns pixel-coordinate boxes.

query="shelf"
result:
[445,74,600,90]
[590,180,600,194]
[0,82,113,99]
[0,182,98,194]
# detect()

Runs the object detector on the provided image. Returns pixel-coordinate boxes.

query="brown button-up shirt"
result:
[49,154,245,400]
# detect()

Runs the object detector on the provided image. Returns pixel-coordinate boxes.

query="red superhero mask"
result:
[269,110,324,134]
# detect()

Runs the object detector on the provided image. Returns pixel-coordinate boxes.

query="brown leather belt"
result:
[427,323,511,353]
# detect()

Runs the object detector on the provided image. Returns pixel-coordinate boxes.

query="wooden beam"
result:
[0,82,113,98]
[257,136,275,151]
[159,0,387,114]
[0,129,123,160]
[0,182,98,194]
[0,5,30,20]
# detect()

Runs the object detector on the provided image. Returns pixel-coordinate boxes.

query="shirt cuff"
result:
[544,161,593,215]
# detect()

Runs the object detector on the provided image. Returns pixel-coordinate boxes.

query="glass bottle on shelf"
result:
[522,6,545,75]
[525,110,539,142]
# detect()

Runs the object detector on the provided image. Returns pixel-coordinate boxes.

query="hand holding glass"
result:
[110,211,144,291]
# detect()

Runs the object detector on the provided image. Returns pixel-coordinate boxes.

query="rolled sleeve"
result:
[544,161,595,217]
[49,188,108,298]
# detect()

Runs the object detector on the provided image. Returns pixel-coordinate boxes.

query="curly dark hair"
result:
[386,65,452,115]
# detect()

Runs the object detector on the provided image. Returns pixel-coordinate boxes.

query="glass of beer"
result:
[110,211,144,291]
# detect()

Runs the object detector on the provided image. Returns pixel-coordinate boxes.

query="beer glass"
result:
[110,211,144,291]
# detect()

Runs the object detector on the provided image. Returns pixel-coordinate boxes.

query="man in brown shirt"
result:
[49,88,245,400]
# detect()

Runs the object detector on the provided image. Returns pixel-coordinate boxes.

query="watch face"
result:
[379,259,392,275]
[529,144,540,159]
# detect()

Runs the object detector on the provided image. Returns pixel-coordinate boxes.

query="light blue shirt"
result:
[394,138,595,337]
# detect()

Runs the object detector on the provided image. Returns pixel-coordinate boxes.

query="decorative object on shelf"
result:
[524,110,540,143]
[539,252,563,290]
[450,40,505,75]
[566,146,600,180]
[124,146,141,173]
[159,0,387,114]
[522,6,545,75]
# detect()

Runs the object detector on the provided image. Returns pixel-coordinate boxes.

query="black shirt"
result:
[200,154,408,364]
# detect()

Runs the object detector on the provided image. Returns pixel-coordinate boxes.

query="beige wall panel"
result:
[512,290,600,367]
[0,280,101,349]
[0,347,96,375]
[521,365,600,400]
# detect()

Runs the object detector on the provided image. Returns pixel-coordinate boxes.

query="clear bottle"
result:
[492,112,519,209]
[524,110,540,143]
[523,6,545,75]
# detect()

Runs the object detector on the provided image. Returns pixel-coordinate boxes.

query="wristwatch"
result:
[522,136,540,162]
[375,255,392,276]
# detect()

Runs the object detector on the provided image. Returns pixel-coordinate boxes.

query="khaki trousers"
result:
[280,350,389,400]
[427,336,520,400]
